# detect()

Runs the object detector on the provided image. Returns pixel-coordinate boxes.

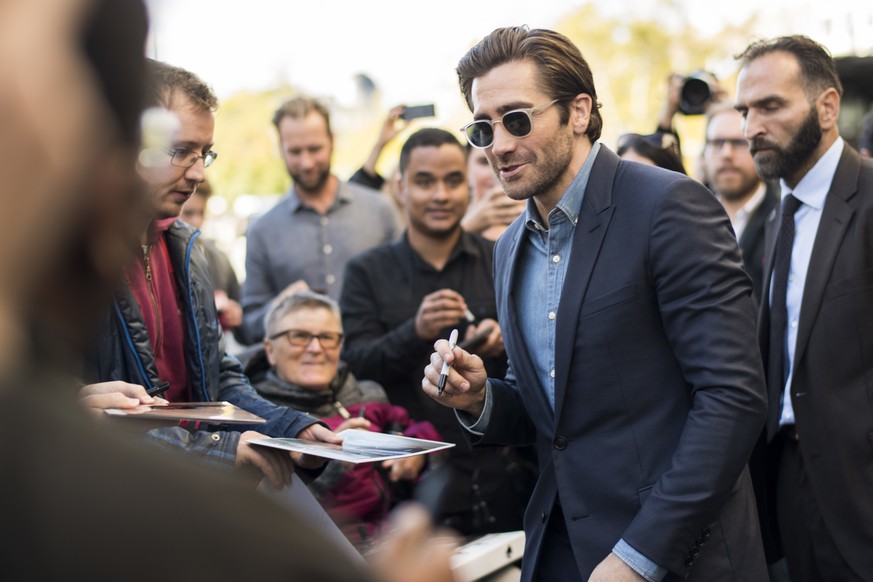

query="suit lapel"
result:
[553,148,619,422]
[794,147,860,369]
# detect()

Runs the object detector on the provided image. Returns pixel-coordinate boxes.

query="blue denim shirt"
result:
[461,143,666,581]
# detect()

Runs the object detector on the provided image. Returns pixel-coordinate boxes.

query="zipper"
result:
[141,244,162,349]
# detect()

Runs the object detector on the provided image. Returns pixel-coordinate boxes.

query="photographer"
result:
[655,71,727,156]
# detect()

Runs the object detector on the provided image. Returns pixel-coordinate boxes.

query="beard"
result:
[290,165,331,194]
[492,129,575,201]
[750,107,822,181]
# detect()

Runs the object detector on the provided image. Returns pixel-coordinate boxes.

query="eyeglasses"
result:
[704,138,749,152]
[167,147,218,168]
[268,329,344,349]
[461,99,559,149]
[616,132,679,154]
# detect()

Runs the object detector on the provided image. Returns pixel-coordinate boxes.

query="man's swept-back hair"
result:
[399,128,465,176]
[272,96,333,137]
[146,59,218,113]
[456,26,603,142]
[736,35,843,100]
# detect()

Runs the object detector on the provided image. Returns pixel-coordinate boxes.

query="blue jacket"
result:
[86,220,317,466]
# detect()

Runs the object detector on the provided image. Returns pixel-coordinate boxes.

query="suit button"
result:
[554,436,567,450]
[541,510,547,523]
[690,548,700,558]
[685,557,694,567]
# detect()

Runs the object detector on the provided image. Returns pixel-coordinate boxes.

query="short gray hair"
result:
[264,291,342,339]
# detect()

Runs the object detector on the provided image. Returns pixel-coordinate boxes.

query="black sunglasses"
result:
[461,99,559,149]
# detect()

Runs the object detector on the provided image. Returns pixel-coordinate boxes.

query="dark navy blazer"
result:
[475,147,768,581]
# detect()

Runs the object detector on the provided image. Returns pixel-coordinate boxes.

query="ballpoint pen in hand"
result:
[437,329,459,396]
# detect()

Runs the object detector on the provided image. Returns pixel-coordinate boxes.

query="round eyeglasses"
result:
[461,99,559,149]
[167,147,218,168]
[268,329,344,349]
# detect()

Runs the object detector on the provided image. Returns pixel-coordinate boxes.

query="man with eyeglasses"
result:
[422,26,767,581]
[703,103,779,301]
[82,60,341,485]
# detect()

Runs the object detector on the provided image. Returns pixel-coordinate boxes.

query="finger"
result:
[423,289,465,304]
[249,450,284,488]
[81,392,141,410]
[308,424,343,445]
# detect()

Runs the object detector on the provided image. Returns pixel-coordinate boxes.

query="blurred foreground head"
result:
[0,0,149,373]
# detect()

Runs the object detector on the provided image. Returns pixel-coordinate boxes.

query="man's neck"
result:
[296,175,339,215]
[720,182,762,222]
[785,131,839,190]
[407,227,462,272]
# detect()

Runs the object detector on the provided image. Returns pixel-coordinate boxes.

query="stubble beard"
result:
[291,166,331,195]
[493,130,575,202]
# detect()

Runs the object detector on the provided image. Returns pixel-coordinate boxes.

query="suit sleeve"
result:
[216,350,321,438]
[621,179,767,572]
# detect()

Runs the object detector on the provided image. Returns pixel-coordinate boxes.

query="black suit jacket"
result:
[759,144,873,579]
[738,182,780,302]
[474,147,768,580]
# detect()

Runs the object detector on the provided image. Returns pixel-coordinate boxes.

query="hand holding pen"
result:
[423,329,489,418]
[437,329,459,396]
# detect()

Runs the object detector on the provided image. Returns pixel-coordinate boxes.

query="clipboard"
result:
[103,401,266,425]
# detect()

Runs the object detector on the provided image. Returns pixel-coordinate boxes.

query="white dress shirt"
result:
[775,137,844,426]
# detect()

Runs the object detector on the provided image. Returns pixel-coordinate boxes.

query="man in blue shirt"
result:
[423,26,768,582]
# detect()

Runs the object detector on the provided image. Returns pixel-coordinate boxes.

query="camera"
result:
[679,71,718,115]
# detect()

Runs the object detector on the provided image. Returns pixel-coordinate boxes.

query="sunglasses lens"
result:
[502,111,532,138]
[465,121,494,148]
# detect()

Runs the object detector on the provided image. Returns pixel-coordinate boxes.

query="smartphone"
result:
[400,104,436,121]
[458,325,494,351]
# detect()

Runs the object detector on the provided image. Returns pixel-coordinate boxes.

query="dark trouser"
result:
[777,431,864,582]
[534,504,581,581]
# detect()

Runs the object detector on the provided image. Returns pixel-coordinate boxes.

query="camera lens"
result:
[679,76,712,115]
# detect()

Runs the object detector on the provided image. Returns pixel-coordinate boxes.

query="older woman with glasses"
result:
[247,291,440,549]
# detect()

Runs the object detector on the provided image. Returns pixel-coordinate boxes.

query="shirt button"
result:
[320,216,329,226]
[548,311,556,320]
[210,433,220,442]
[552,254,561,263]
[326,274,336,285]
[790,320,798,329]
[550,369,556,378]
[323,244,332,255]
[788,274,795,283]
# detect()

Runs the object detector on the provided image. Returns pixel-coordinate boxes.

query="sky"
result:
[145,0,873,127]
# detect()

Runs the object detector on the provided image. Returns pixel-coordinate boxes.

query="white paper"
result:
[250,429,455,463]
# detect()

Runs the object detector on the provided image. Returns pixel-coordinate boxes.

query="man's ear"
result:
[569,93,592,137]
[396,176,408,208]
[816,87,840,132]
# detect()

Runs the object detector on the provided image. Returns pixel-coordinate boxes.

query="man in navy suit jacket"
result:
[422,26,768,581]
